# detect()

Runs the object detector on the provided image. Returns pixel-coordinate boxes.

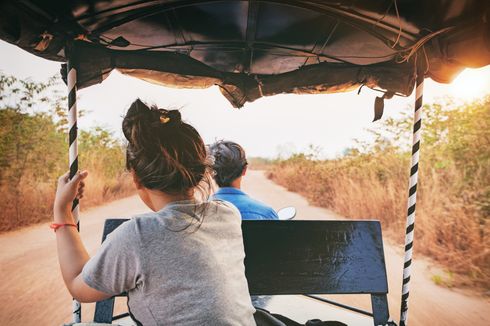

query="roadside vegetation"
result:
[2,72,488,289]
[268,96,489,290]
[0,73,134,232]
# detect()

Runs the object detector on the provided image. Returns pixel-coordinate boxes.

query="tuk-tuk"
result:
[0,1,488,325]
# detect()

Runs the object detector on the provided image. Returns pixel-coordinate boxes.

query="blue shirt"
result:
[212,187,279,220]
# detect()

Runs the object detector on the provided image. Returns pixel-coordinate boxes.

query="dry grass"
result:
[0,122,136,232]
[78,148,136,208]
[268,97,490,291]
[0,170,135,233]
[269,152,489,290]
[259,151,489,288]
[0,73,137,232]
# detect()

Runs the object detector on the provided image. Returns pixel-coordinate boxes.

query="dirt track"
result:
[0,170,488,325]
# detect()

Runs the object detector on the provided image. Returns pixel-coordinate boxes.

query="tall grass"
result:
[78,128,135,208]
[0,73,134,232]
[269,97,489,289]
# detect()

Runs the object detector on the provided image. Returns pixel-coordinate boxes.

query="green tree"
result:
[0,72,131,231]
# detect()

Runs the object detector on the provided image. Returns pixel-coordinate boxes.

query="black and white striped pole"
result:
[399,62,424,326]
[67,53,82,323]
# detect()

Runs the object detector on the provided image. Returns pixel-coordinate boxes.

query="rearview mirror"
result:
[277,206,296,220]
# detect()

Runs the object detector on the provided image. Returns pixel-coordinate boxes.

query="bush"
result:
[0,73,134,232]
[269,96,490,289]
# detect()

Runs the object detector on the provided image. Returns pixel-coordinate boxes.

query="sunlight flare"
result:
[449,67,490,101]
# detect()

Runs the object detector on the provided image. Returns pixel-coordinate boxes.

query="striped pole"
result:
[399,63,424,326]
[67,56,82,323]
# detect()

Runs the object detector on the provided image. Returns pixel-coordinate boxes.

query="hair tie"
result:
[159,113,170,124]
[153,108,181,126]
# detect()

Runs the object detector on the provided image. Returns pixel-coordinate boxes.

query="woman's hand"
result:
[54,170,88,223]
[52,170,111,303]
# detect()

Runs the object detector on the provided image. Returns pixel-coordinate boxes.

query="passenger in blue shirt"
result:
[209,140,279,220]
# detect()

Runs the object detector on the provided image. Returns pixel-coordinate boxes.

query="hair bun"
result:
[167,110,181,124]
[122,100,185,154]
[122,99,151,143]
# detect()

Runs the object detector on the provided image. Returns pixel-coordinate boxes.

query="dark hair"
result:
[122,99,211,198]
[209,140,248,187]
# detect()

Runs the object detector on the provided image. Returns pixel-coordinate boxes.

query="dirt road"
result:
[0,170,488,325]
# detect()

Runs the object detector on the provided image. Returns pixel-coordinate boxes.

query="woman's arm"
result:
[54,171,111,303]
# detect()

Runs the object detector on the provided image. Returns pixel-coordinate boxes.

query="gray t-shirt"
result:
[82,200,256,326]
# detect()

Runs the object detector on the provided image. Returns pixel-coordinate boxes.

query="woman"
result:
[52,99,256,325]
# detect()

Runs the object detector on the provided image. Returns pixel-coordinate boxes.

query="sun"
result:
[449,67,490,101]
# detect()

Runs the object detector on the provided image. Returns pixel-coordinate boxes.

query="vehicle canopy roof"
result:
[1,0,489,107]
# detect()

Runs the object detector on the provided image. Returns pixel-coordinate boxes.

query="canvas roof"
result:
[1,0,489,107]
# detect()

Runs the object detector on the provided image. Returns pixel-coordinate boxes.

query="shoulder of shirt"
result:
[211,199,241,218]
[124,211,168,231]
[243,197,279,219]
[103,217,138,241]
[130,208,187,228]
[247,196,275,211]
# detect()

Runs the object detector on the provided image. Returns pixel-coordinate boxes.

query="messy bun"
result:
[123,99,210,197]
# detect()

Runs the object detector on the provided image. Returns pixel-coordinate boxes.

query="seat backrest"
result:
[94,219,390,325]
[242,220,388,295]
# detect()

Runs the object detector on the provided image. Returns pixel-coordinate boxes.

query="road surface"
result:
[0,170,488,325]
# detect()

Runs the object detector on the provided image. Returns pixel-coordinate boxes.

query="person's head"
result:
[209,140,248,188]
[122,99,210,209]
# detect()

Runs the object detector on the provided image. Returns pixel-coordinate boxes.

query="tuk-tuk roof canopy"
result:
[1,0,489,107]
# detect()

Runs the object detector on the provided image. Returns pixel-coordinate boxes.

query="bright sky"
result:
[1,40,489,158]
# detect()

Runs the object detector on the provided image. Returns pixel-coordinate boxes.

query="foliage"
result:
[0,73,133,231]
[269,96,490,290]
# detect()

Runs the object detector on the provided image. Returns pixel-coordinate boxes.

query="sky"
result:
[1,40,489,158]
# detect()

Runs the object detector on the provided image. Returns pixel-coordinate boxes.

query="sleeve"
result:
[82,220,143,295]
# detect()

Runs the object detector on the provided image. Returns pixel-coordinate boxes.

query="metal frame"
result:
[399,59,425,326]
[61,31,426,326]
[67,47,81,323]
